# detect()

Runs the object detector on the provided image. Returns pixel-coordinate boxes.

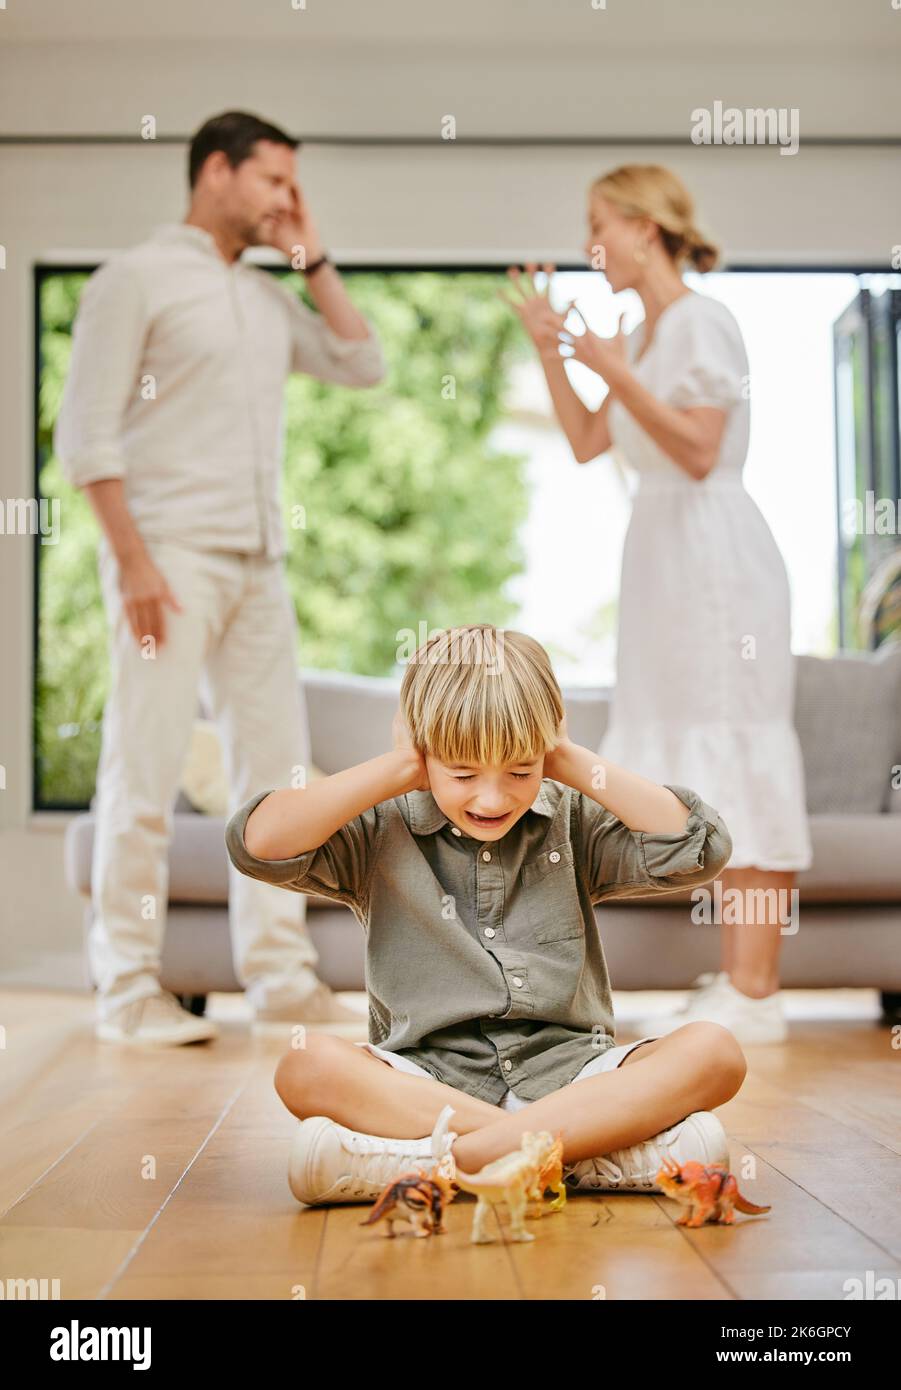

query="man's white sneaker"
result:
[288,1102,458,1205]
[95,990,219,1046]
[564,1109,729,1194]
[633,973,787,1045]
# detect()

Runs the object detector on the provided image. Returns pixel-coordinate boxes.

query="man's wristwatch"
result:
[304,252,330,276]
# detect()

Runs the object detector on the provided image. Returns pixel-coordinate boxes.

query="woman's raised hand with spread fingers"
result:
[500,262,573,362]
[560,307,630,383]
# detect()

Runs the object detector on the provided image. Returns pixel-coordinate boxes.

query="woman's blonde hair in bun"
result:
[590,163,720,273]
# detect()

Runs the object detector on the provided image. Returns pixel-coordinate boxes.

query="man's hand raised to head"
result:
[266,179,324,267]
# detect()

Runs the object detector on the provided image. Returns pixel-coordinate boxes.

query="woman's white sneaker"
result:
[288,1102,458,1205]
[633,973,787,1045]
[95,990,219,1046]
[564,1110,729,1194]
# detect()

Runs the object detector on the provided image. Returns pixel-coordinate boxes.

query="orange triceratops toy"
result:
[655,1157,772,1227]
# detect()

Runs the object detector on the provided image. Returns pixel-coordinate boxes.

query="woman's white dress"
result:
[601,290,812,872]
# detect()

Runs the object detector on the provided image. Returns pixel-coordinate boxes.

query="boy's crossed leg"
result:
[274,1022,746,1171]
[275,1033,502,1139]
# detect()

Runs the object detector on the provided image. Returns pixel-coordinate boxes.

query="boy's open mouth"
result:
[465,810,511,826]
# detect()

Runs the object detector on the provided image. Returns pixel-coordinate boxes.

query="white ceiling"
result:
[2,0,898,51]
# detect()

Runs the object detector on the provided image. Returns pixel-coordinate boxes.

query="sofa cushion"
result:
[794,645,901,813]
[180,720,231,817]
[179,717,325,816]
[797,814,901,901]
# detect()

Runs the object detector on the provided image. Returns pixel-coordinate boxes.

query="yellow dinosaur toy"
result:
[452,1129,567,1243]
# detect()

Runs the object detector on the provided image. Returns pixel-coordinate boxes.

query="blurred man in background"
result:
[55,110,386,1045]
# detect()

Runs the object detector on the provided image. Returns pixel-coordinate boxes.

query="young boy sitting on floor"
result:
[225,624,744,1205]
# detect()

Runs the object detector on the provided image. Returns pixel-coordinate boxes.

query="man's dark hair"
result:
[188,111,299,189]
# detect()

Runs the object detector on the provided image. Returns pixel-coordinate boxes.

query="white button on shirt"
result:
[53,222,387,560]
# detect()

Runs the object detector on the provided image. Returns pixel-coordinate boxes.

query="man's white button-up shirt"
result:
[53,222,387,559]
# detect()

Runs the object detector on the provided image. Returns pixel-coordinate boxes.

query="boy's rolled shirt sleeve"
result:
[224,788,381,911]
[579,784,733,903]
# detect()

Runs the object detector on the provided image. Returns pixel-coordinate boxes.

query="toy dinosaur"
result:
[655,1156,772,1226]
[453,1130,566,1243]
[359,1162,458,1238]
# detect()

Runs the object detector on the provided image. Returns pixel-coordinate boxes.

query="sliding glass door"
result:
[833,282,901,649]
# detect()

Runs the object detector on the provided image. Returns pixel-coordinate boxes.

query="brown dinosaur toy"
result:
[655,1156,772,1226]
[359,1161,458,1238]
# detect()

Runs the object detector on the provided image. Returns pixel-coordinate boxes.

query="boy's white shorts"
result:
[354,1035,661,1114]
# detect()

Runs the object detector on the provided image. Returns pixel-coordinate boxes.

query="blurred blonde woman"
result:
[504,163,812,1044]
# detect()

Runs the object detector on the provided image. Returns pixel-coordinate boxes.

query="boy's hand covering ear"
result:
[391,708,431,792]
[541,714,572,781]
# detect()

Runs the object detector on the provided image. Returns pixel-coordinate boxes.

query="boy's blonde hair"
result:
[399,624,564,767]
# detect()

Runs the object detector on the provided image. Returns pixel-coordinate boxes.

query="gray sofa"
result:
[64,647,901,1013]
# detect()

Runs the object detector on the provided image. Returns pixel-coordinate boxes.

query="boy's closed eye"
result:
[453,772,532,781]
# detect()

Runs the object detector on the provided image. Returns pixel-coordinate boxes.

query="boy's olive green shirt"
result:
[225,780,733,1104]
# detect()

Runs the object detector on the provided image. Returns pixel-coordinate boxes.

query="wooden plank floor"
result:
[1,987,899,1301]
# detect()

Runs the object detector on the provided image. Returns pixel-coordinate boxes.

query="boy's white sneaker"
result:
[95,990,219,1046]
[633,972,787,1045]
[564,1109,729,1194]
[288,1102,458,1205]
